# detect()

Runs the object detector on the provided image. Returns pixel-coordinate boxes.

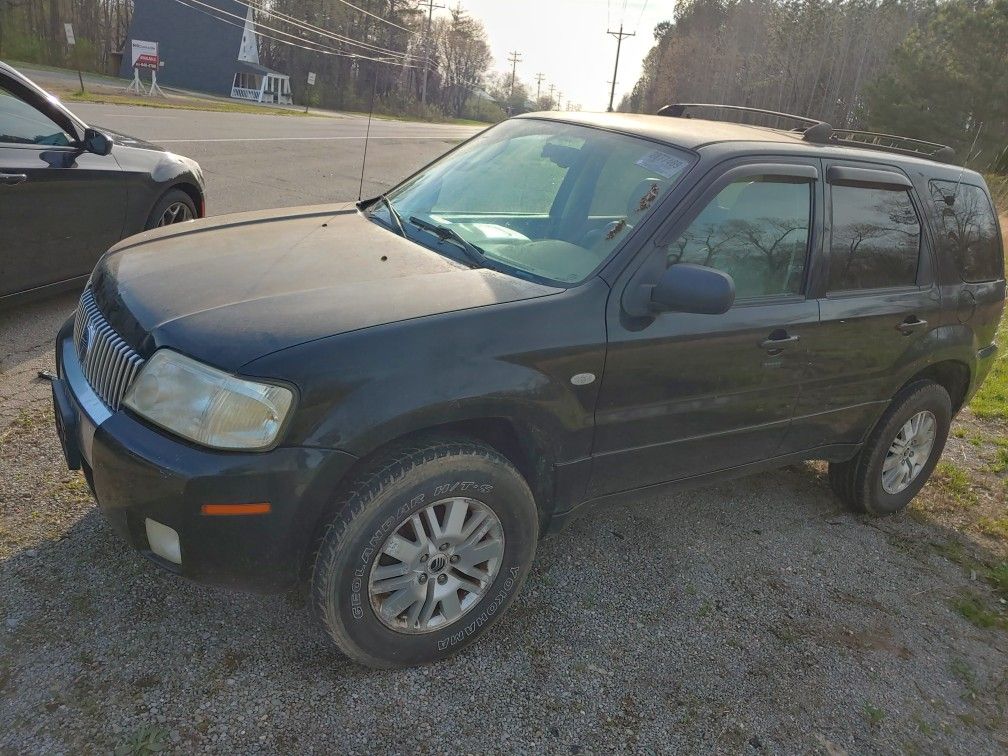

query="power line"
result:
[606,23,634,111]
[329,0,420,36]
[226,0,417,61]
[507,50,522,96]
[635,0,651,29]
[241,0,418,59]
[169,0,416,67]
[420,0,446,105]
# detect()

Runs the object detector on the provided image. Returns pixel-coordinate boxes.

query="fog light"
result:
[145,518,182,565]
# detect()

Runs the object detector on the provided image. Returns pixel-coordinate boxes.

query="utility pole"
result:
[420,0,445,105]
[556,91,562,111]
[507,50,522,97]
[534,72,545,103]
[606,23,634,112]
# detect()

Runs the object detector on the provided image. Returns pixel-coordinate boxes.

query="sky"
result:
[445,0,672,112]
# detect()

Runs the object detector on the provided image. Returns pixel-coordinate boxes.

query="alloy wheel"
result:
[156,201,194,227]
[881,410,937,495]
[368,497,505,634]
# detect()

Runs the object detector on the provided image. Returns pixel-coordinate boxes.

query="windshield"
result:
[373,118,693,284]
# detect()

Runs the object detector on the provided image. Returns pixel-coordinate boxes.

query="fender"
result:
[242,279,611,467]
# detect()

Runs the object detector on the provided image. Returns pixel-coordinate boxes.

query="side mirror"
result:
[651,263,735,314]
[82,127,113,156]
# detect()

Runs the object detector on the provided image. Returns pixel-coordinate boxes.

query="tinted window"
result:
[0,84,72,146]
[828,185,921,291]
[663,176,812,299]
[929,181,1003,282]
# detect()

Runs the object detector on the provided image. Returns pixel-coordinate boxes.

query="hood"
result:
[91,206,559,370]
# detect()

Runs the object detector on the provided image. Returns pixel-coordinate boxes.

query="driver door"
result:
[588,159,823,497]
[0,73,125,297]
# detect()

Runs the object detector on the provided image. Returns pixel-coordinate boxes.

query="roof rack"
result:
[656,103,956,163]
[828,129,956,163]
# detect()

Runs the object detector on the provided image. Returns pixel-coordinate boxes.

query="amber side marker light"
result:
[201,503,271,516]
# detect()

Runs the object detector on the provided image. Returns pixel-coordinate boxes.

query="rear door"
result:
[0,74,125,297]
[782,162,943,452]
[589,158,823,497]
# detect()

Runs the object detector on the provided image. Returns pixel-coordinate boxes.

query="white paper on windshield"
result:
[635,150,688,179]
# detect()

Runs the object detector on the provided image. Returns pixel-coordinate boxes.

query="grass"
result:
[978,517,1008,540]
[863,702,886,727]
[969,216,1008,419]
[952,594,1003,629]
[114,726,169,755]
[62,90,310,117]
[989,447,1008,474]
[931,461,979,507]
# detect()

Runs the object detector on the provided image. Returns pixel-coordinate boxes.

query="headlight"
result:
[123,350,294,450]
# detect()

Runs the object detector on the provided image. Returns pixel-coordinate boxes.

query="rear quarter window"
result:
[929,180,1004,282]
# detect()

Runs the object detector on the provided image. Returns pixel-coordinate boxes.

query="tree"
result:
[433,7,491,117]
[867,0,1008,165]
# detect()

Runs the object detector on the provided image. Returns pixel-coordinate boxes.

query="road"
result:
[72,102,482,213]
[2,106,1007,754]
[0,104,481,431]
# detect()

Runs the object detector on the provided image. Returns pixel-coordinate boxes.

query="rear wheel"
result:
[145,188,197,229]
[311,438,538,668]
[829,380,951,515]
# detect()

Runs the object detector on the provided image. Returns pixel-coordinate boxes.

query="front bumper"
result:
[53,317,357,592]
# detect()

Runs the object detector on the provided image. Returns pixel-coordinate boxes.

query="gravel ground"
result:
[1,120,1005,753]
[2,385,1007,753]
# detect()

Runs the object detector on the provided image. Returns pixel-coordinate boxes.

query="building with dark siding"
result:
[120,0,291,104]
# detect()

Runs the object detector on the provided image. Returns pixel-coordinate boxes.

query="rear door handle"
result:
[0,172,27,186]
[896,317,927,335]
[760,331,800,353]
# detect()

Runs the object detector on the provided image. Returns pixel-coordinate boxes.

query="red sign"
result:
[131,40,159,70]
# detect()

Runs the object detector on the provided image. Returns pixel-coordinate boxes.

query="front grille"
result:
[73,289,145,411]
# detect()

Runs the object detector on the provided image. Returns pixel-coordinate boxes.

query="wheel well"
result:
[379,418,554,514]
[168,182,204,217]
[299,418,553,584]
[904,360,971,411]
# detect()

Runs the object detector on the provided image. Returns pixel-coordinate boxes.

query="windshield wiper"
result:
[375,195,407,238]
[408,216,486,267]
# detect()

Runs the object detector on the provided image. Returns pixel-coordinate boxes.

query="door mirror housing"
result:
[651,263,735,314]
[82,127,112,156]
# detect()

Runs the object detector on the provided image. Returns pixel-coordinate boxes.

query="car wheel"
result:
[145,188,197,229]
[311,437,538,668]
[829,380,951,515]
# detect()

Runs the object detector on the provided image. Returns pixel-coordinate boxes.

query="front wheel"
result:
[311,438,538,668]
[145,188,197,230]
[829,380,951,515]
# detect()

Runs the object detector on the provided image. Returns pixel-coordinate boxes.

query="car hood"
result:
[90,206,559,370]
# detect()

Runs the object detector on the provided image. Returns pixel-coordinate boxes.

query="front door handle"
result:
[0,172,27,186]
[896,317,928,335]
[759,330,800,353]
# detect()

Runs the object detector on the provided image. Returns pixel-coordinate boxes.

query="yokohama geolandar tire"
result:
[829,380,952,516]
[311,438,539,668]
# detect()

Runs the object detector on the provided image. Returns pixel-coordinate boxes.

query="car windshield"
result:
[373,118,693,284]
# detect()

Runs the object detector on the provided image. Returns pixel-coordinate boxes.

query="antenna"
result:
[357,66,378,202]
[949,122,983,207]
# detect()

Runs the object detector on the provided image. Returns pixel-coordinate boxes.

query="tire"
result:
[144,188,197,230]
[311,437,538,668]
[829,380,951,516]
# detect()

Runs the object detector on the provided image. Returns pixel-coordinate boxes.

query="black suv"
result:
[51,106,1005,668]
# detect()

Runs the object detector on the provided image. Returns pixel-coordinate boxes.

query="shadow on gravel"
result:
[2,427,1007,753]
